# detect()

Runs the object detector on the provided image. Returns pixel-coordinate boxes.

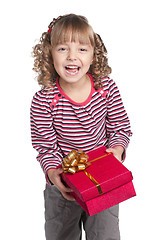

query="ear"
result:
[90,58,94,65]
[91,53,96,65]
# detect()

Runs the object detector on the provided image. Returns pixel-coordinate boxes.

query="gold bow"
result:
[62,150,91,174]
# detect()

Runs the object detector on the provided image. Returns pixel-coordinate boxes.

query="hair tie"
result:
[48,28,52,33]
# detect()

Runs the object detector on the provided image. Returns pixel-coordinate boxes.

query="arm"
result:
[106,79,132,161]
[30,91,75,200]
[30,91,63,178]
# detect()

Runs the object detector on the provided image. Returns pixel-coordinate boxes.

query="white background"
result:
[1,0,164,239]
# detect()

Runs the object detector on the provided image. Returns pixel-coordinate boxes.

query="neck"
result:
[59,74,89,93]
[58,74,92,103]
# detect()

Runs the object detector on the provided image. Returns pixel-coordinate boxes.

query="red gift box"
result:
[62,146,136,216]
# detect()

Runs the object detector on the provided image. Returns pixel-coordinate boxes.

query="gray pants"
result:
[44,184,120,240]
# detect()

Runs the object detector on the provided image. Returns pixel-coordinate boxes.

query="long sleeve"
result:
[30,90,63,182]
[105,79,132,155]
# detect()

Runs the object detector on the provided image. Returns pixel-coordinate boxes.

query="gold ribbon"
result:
[62,150,111,195]
[83,170,103,195]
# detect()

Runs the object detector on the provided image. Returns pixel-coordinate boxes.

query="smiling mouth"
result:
[65,65,80,75]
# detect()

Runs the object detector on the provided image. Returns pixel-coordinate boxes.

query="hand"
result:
[47,168,75,201]
[106,146,124,162]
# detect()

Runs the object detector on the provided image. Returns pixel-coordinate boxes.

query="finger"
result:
[62,192,75,201]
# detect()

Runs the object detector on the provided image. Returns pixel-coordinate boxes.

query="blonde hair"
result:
[32,14,111,89]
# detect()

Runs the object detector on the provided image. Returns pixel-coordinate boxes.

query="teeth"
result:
[66,66,78,69]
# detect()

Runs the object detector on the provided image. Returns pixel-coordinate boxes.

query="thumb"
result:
[56,167,64,175]
[106,148,114,154]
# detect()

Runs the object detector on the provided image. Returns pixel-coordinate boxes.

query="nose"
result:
[67,49,77,61]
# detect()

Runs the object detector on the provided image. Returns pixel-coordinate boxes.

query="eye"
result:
[56,45,68,52]
[80,48,87,52]
[58,47,66,51]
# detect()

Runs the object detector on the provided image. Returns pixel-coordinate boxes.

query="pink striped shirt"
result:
[30,74,132,182]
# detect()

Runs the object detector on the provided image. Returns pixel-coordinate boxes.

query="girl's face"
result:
[51,40,94,86]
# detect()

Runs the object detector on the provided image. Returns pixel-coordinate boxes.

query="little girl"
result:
[31,14,132,240]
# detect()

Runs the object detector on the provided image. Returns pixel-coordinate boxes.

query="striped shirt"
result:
[30,74,132,181]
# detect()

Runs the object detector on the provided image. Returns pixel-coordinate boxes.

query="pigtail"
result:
[90,33,112,89]
[32,29,58,88]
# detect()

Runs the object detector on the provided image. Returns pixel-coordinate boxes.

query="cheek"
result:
[52,60,62,76]
[52,56,62,70]
[83,54,94,66]
[52,51,62,67]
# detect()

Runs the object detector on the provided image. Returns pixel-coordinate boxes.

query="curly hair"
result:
[32,14,111,89]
